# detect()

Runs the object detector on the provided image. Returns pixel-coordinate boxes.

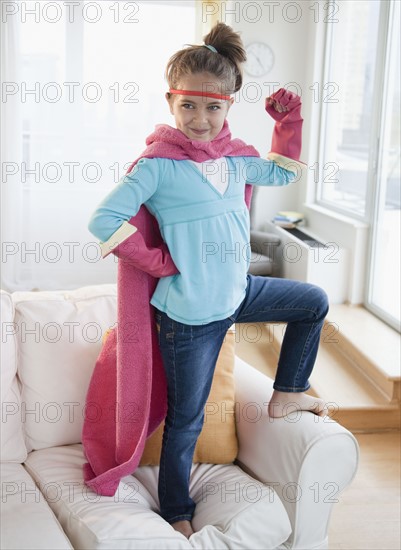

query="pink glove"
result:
[265,88,303,162]
[111,230,180,278]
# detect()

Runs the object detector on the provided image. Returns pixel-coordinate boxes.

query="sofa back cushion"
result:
[0,291,27,462]
[12,283,238,464]
[12,285,117,452]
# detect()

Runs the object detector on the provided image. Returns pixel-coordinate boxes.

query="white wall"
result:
[217,0,311,227]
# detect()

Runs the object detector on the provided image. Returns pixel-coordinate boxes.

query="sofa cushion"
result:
[24,444,193,550]
[0,290,27,463]
[140,328,238,465]
[12,285,117,452]
[0,462,73,549]
[24,444,291,550]
[136,462,292,550]
[13,282,239,465]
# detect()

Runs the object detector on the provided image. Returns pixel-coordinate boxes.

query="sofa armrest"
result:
[250,230,281,252]
[250,230,281,244]
[249,230,281,277]
[233,356,359,549]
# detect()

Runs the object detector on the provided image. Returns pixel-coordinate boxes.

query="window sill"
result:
[303,203,369,230]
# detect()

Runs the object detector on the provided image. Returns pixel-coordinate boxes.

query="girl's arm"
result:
[242,156,299,187]
[265,87,305,167]
[88,157,179,277]
[88,157,159,244]
[242,88,305,187]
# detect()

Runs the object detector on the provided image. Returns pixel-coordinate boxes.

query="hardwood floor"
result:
[328,432,401,550]
[234,321,401,549]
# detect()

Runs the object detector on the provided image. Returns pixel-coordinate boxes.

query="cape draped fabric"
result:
[82,121,260,496]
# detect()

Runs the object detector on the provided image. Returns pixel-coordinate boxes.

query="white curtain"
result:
[1,0,196,291]
[1,13,24,290]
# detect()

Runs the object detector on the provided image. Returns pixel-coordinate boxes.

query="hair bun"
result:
[203,23,246,91]
[165,22,246,93]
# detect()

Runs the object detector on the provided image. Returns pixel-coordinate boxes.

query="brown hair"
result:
[165,22,247,94]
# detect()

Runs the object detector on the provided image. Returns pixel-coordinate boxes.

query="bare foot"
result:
[170,520,194,539]
[268,390,327,418]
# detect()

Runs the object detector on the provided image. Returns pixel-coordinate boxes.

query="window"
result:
[317,0,400,330]
[1,0,197,291]
[367,0,400,329]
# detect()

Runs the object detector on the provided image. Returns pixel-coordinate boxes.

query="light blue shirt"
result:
[89,156,296,324]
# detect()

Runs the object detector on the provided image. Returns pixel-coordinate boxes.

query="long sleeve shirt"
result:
[88,156,296,324]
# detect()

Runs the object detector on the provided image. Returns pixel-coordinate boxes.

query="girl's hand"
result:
[266,97,289,114]
[265,88,302,122]
[110,228,180,278]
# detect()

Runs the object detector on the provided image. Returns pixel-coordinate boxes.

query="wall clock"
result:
[244,42,275,77]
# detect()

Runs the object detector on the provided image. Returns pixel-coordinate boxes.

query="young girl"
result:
[88,23,328,539]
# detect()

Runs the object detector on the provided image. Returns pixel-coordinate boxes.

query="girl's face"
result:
[166,72,234,142]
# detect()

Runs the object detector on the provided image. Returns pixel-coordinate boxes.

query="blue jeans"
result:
[154,274,329,523]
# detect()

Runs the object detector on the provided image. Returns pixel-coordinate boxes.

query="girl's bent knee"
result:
[312,285,329,318]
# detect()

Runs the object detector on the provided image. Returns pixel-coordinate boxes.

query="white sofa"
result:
[0,284,359,550]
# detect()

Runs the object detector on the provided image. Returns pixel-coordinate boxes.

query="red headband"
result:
[169,89,232,100]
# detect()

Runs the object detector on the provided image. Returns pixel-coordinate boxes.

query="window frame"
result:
[314,0,400,330]
[365,0,400,331]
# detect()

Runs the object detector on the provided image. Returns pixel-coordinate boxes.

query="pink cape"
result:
[82,121,259,496]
